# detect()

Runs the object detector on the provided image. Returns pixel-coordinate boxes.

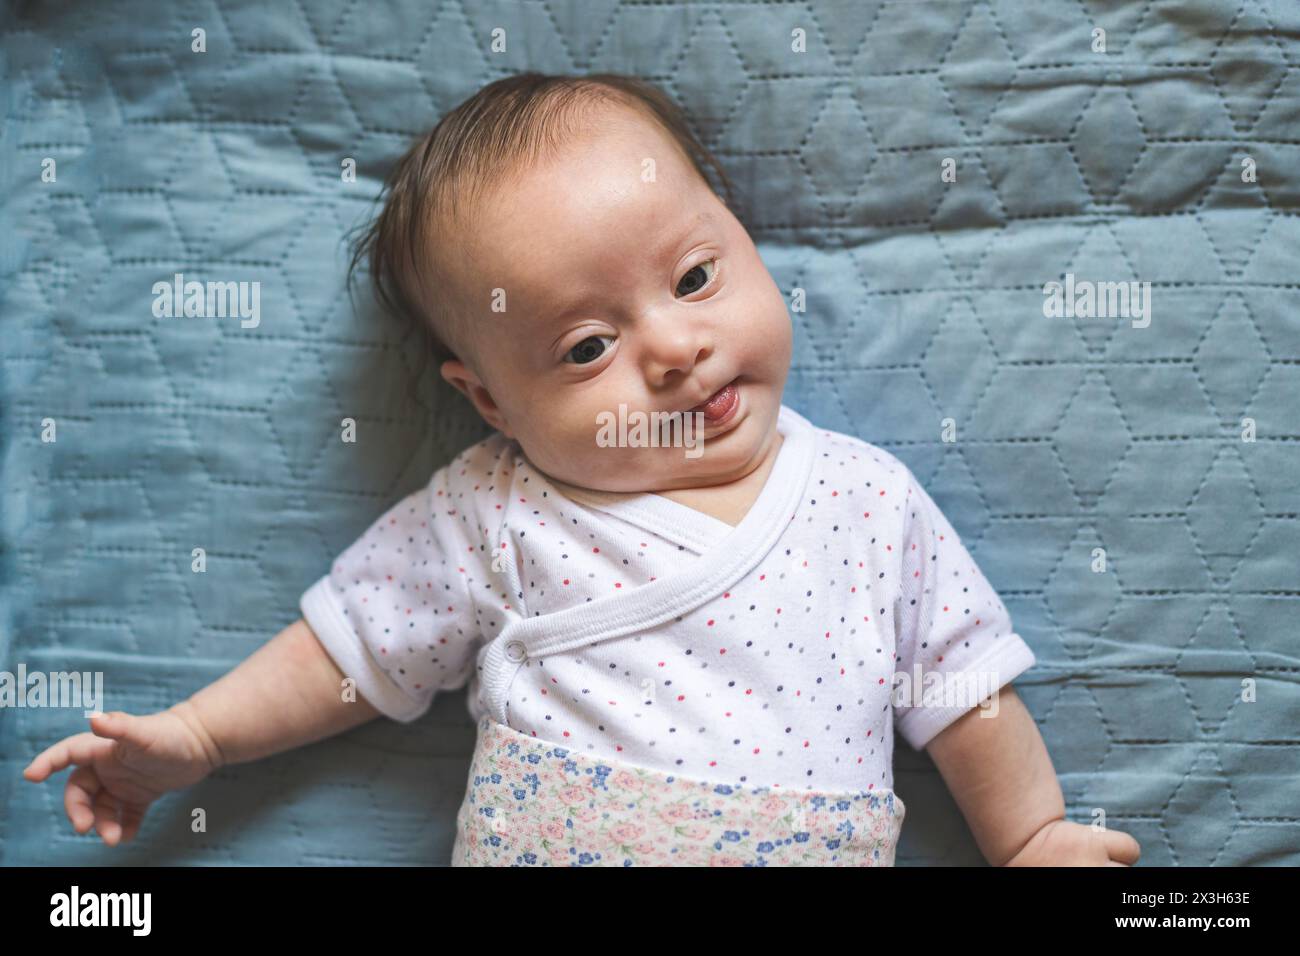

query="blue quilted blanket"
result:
[2,0,1297,866]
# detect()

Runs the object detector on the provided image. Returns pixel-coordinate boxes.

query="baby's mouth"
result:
[685,378,740,423]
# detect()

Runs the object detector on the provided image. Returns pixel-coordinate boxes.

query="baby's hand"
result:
[1002,819,1141,867]
[22,708,219,847]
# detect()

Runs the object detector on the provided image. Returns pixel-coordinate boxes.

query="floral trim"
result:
[452,716,905,867]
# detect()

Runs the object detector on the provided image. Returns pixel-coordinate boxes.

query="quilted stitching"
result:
[1,0,1297,866]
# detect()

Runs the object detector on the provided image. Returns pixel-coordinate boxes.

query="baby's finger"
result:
[93,788,123,846]
[118,804,146,845]
[25,732,109,782]
[1106,860,1130,867]
[1105,829,1141,865]
[64,765,102,834]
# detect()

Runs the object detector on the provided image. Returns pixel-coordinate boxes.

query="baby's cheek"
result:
[543,418,611,475]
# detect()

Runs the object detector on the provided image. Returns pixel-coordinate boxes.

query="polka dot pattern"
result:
[301,406,1035,793]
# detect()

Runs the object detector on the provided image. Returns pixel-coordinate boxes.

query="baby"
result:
[25,72,1140,867]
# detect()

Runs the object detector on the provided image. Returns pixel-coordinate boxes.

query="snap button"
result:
[504,640,527,663]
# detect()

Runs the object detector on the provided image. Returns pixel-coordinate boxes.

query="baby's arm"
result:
[173,617,381,768]
[924,685,1140,866]
[25,617,381,845]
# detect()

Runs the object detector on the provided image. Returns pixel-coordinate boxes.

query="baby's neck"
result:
[653,431,785,527]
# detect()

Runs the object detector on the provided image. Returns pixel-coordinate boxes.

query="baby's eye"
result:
[675,258,717,297]
[564,334,614,365]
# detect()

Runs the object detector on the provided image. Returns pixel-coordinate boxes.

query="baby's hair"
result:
[344,71,738,382]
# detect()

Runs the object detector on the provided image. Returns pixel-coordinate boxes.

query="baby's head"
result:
[352,72,792,494]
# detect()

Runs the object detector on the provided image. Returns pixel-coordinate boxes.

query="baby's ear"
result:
[439,360,513,435]
[438,358,473,398]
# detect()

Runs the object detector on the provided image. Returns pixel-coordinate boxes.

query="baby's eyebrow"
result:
[536,208,717,329]
[651,207,715,264]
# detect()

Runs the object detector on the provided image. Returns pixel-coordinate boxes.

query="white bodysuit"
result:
[300,404,1036,794]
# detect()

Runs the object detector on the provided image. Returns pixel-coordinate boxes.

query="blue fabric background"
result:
[2,0,1297,865]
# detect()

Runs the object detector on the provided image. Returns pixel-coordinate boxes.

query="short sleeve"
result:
[299,464,485,723]
[891,468,1036,751]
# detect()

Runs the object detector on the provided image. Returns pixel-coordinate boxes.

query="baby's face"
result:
[439,105,792,495]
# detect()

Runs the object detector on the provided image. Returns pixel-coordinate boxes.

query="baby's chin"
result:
[530,414,774,494]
